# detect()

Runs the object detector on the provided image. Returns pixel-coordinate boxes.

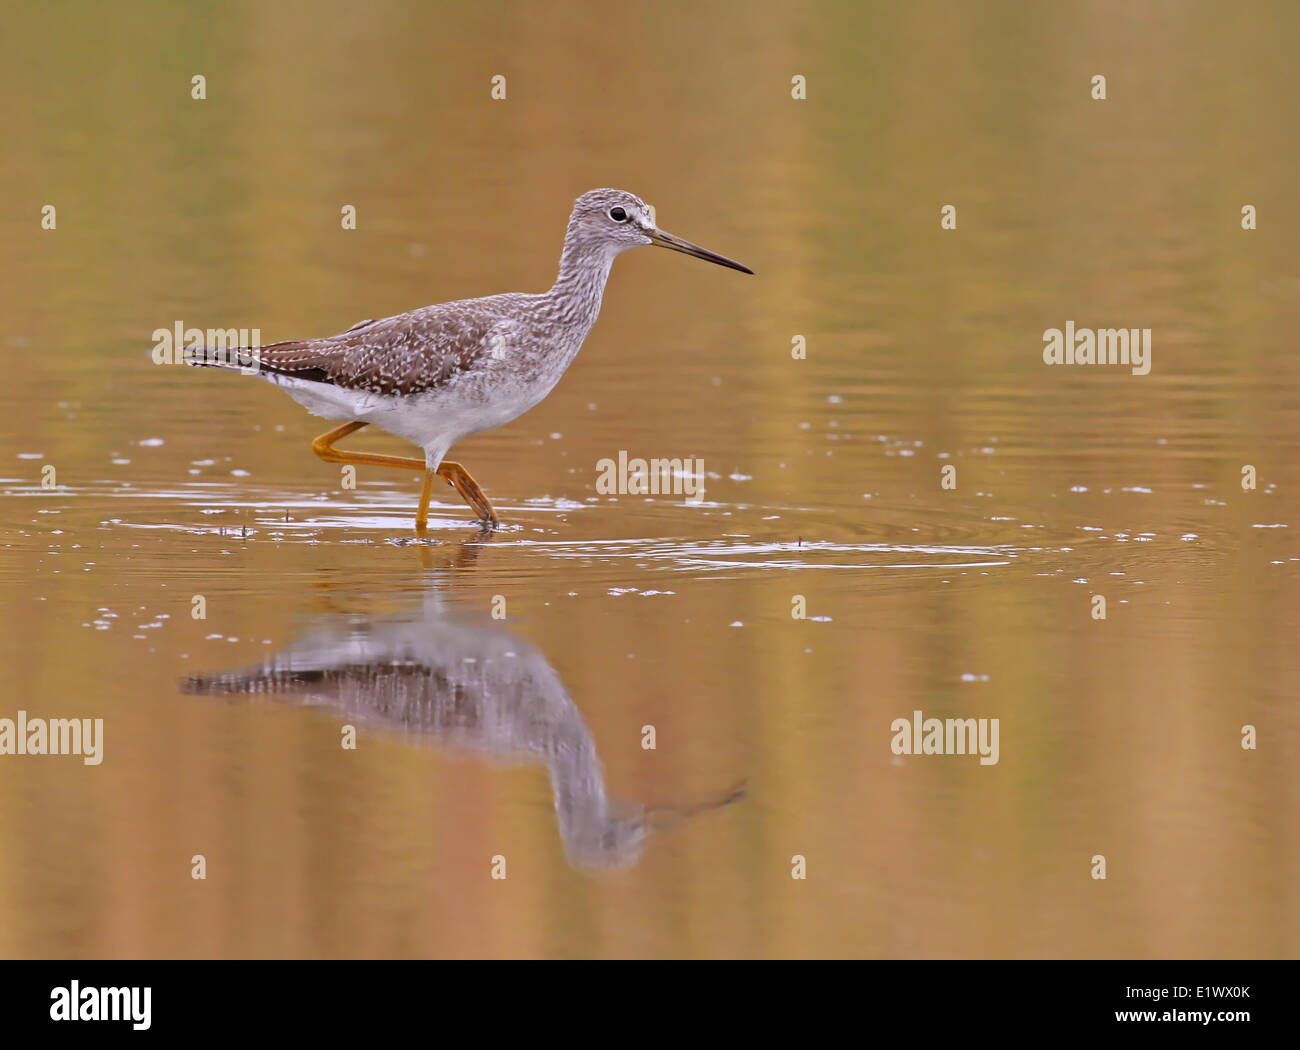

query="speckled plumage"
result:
[183,600,653,869]
[192,189,660,467]
[189,188,751,521]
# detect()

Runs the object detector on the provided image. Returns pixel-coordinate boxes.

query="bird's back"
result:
[249,292,550,398]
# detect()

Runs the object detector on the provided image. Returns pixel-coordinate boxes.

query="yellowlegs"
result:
[183,594,746,870]
[189,188,752,529]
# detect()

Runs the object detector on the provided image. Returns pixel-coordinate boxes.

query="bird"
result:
[188,188,752,529]
[182,590,746,870]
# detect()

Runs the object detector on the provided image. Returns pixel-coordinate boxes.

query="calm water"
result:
[1,1,1297,958]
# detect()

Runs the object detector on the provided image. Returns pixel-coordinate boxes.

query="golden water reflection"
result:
[0,1,1297,959]
[182,585,745,873]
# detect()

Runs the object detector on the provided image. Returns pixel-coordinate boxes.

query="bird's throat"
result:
[548,242,615,332]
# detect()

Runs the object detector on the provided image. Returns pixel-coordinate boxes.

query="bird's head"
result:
[566,188,753,274]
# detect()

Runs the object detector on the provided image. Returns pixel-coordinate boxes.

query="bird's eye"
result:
[608,206,628,222]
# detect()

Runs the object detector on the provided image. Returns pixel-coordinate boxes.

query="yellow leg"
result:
[416,470,435,531]
[436,461,499,526]
[311,422,426,471]
[312,423,499,529]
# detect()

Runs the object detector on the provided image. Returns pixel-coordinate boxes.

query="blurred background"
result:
[0,0,1296,957]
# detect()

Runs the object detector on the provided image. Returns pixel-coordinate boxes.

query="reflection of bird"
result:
[188,189,752,530]
[182,597,744,871]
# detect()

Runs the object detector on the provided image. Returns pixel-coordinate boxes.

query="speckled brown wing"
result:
[254,304,505,397]
[183,664,479,730]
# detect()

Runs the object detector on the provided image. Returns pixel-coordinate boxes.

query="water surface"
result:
[0,1,1297,958]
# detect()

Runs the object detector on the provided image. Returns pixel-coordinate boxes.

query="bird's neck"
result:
[546,234,614,332]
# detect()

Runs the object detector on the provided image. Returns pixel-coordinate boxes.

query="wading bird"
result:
[183,594,746,870]
[189,189,752,529]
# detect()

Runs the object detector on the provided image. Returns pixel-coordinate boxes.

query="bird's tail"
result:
[182,667,323,696]
[184,343,264,374]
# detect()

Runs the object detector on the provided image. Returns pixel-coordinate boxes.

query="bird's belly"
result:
[268,374,368,422]
[269,355,570,460]
[362,375,558,451]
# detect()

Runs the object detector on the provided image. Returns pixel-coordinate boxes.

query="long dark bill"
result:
[649,229,754,274]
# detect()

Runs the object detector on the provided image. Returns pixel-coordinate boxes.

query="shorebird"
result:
[188,188,752,529]
[183,592,745,870]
